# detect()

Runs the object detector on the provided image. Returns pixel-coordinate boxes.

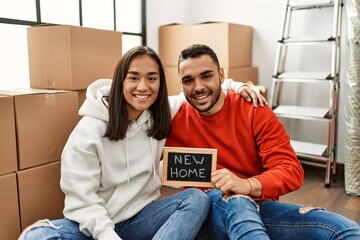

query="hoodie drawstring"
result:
[126,135,130,185]
[125,120,156,185]
[149,122,156,182]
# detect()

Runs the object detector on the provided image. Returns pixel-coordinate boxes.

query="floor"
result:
[280,164,360,224]
[161,164,360,224]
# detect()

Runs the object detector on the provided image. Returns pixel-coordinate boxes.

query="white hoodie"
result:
[60,79,185,240]
[60,78,243,240]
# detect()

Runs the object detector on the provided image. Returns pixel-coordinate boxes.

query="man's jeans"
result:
[196,189,360,240]
[19,188,210,240]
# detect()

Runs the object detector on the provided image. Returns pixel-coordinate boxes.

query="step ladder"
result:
[269,0,343,187]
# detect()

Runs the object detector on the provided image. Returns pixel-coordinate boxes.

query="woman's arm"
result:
[60,124,121,240]
[168,92,186,118]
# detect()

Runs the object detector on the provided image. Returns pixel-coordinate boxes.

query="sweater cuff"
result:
[95,226,122,240]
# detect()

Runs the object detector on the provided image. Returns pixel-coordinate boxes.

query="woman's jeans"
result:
[196,189,360,240]
[19,188,210,240]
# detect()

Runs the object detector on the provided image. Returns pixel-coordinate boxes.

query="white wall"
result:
[146,0,348,164]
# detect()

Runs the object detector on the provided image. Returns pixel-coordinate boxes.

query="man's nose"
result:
[194,79,205,92]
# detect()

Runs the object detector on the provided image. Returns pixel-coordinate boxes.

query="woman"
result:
[19,46,264,240]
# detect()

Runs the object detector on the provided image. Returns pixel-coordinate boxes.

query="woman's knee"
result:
[18,219,59,240]
[183,188,211,212]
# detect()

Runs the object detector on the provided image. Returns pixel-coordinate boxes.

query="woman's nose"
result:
[137,79,149,91]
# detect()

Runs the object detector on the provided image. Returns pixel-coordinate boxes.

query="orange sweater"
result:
[166,91,304,201]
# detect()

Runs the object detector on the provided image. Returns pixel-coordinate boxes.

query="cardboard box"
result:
[76,89,87,110]
[164,66,182,96]
[18,161,64,230]
[159,22,253,67]
[191,22,252,68]
[159,24,192,67]
[0,173,21,239]
[27,25,122,90]
[0,96,18,175]
[0,89,79,170]
[223,66,258,85]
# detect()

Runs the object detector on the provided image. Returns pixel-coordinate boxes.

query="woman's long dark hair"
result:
[104,46,172,141]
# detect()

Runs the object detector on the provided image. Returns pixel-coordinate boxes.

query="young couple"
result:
[19,45,359,240]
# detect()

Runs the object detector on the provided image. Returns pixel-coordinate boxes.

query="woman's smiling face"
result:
[123,54,160,121]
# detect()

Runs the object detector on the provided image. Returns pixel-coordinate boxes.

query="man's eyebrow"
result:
[181,70,214,81]
[201,70,213,75]
[181,75,192,81]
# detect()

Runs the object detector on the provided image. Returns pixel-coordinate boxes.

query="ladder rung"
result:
[289,0,334,10]
[275,72,332,81]
[279,37,334,45]
[273,105,331,120]
[290,140,329,159]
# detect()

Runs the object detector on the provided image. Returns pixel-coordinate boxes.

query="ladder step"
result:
[280,37,334,45]
[275,71,332,81]
[273,105,330,119]
[289,0,334,9]
[290,140,329,159]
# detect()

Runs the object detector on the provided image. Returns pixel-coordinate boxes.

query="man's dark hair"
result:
[178,44,220,72]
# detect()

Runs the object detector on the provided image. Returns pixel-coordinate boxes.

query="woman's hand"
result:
[238,85,268,108]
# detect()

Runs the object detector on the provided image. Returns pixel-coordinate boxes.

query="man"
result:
[165,44,360,239]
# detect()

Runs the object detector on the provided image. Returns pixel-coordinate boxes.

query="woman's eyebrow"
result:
[127,71,159,76]
[147,71,159,76]
[127,71,139,75]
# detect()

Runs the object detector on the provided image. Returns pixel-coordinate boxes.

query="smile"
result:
[194,93,210,100]
[134,94,150,99]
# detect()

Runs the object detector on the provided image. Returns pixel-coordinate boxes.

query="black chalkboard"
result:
[162,147,217,187]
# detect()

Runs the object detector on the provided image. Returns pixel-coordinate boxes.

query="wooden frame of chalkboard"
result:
[162,147,217,187]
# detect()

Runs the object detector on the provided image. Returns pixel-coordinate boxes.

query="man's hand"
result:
[238,85,268,108]
[211,168,250,195]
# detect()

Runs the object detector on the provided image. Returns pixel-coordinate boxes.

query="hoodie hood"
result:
[78,79,155,184]
[79,79,112,121]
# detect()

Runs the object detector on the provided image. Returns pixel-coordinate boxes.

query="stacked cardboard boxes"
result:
[159,22,259,96]
[0,25,122,237]
[0,89,79,236]
[0,96,20,239]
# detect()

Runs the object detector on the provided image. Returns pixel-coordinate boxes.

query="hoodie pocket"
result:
[105,181,148,216]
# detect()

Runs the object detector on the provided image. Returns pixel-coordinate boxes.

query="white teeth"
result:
[195,94,208,100]
[135,95,149,99]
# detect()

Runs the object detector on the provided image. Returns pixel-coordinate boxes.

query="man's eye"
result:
[202,74,211,79]
[182,79,193,84]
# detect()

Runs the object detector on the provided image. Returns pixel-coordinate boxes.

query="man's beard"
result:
[187,84,222,113]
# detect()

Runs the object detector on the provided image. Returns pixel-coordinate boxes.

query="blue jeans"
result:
[19,188,210,240]
[196,189,360,240]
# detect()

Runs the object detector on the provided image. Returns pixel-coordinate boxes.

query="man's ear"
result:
[219,68,225,83]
